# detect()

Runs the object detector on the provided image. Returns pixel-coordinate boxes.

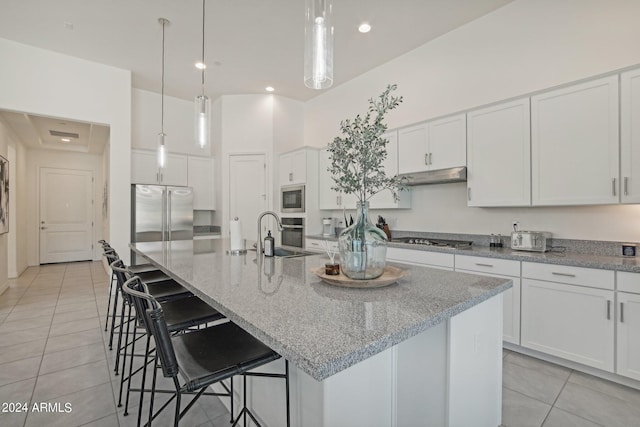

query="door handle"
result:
[624,177,629,196]
[612,178,617,196]
[620,302,624,323]
[167,191,172,241]
[607,300,611,320]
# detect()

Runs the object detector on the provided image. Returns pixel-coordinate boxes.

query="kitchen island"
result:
[131,239,512,427]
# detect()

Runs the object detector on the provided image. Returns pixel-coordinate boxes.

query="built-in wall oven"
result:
[281,185,305,213]
[281,217,304,248]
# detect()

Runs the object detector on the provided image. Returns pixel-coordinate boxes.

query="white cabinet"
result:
[386,247,453,271]
[280,150,308,186]
[616,271,640,381]
[455,255,521,345]
[187,156,215,210]
[306,237,338,253]
[466,98,531,207]
[131,149,188,186]
[319,148,346,210]
[531,75,619,205]
[621,67,640,203]
[521,262,615,371]
[369,131,411,209]
[398,114,466,174]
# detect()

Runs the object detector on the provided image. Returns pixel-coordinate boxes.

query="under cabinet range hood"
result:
[399,166,467,186]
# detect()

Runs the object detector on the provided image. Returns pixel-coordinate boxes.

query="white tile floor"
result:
[1,261,639,426]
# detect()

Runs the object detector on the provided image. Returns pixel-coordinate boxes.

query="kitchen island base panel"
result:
[213,294,503,427]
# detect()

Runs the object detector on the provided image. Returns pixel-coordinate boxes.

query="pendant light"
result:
[157,18,169,168]
[304,0,334,90]
[194,0,210,149]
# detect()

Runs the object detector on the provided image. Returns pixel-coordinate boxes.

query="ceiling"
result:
[0,0,513,103]
[0,0,513,154]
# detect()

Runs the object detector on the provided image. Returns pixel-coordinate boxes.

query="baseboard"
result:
[504,342,640,391]
[0,280,8,296]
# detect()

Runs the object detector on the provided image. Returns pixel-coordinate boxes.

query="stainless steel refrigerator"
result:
[131,184,193,263]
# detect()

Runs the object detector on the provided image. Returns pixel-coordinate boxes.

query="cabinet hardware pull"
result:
[624,177,629,196]
[607,300,611,320]
[612,178,617,196]
[621,302,624,323]
[289,172,293,182]
[467,188,471,201]
[429,152,433,165]
[424,153,429,166]
[551,272,576,277]
[475,263,494,268]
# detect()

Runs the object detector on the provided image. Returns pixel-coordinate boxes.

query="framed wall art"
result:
[0,155,8,234]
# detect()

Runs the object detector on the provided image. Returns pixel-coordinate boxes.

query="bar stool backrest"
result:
[121,277,179,379]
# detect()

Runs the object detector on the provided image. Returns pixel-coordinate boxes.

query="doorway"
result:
[228,154,268,242]
[39,167,94,264]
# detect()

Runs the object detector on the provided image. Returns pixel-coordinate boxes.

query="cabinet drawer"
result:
[522,262,614,290]
[306,238,338,253]
[455,255,520,277]
[618,271,640,294]
[387,247,454,269]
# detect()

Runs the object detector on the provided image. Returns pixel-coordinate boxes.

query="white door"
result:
[39,168,94,264]
[398,123,428,174]
[229,154,268,243]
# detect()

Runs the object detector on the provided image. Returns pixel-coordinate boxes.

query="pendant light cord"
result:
[201,0,206,93]
[161,18,166,134]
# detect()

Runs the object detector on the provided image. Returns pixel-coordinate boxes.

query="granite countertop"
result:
[130,239,511,381]
[306,234,640,273]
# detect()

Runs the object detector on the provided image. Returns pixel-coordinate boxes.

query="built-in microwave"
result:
[281,185,305,213]
[281,217,304,248]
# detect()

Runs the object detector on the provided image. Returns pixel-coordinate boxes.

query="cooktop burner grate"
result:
[391,237,473,248]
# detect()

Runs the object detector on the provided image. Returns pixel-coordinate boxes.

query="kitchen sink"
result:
[248,246,317,258]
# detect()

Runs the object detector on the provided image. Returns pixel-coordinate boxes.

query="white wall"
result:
[304,0,640,241]
[0,38,132,263]
[26,150,105,265]
[132,88,212,157]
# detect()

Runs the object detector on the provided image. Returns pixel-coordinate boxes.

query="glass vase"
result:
[338,201,388,279]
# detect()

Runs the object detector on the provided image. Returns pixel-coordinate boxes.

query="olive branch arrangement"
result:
[327,84,408,203]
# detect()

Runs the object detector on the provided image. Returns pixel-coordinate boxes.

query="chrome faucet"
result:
[257,211,283,254]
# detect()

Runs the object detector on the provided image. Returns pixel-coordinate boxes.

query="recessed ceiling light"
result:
[63,21,74,30]
[265,86,275,92]
[61,138,71,142]
[195,61,206,70]
[358,23,371,33]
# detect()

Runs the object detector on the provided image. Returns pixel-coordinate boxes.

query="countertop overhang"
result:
[130,239,511,381]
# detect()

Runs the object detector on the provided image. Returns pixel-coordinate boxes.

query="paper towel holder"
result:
[228,216,247,255]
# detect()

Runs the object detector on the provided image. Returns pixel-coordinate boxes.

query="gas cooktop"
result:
[390,237,473,249]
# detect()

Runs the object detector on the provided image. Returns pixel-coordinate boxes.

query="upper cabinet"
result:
[319,132,410,210]
[279,150,308,186]
[131,149,188,186]
[467,98,531,207]
[398,113,466,174]
[621,68,640,203]
[531,75,619,206]
[187,156,215,210]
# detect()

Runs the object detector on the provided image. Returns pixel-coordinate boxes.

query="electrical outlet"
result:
[512,221,520,231]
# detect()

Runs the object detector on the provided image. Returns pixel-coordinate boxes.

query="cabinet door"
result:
[521,279,614,371]
[621,68,640,203]
[161,153,188,186]
[427,114,466,170]
[398,123,428,174]
[279,152,293,186]
[617,292,640,381]
[531,75,619,205]
[318,149,342,210]
[467,98,531,207]
[187,156,215,210]
[131,149,159,184]
[279,151,307,186]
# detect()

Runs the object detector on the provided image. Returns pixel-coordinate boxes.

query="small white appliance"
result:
[511,231,551,252]
[322,218,334,237]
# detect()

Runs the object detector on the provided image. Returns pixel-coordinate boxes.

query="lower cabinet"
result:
[521,278,615,372]
[306,237,338,253]
[386,247,453,271]
[617,272,640,381]
[455,255,521,345]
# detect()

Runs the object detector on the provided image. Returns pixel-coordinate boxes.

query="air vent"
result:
[49,130,79,138]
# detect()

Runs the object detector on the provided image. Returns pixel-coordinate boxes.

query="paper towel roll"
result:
[230,218,243,251]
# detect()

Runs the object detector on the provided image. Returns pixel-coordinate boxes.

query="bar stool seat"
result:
[136,269,173,284]
[162,296,225,332]
[145,279,191,302]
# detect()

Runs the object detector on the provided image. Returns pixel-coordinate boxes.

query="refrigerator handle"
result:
[168,189,172,241]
